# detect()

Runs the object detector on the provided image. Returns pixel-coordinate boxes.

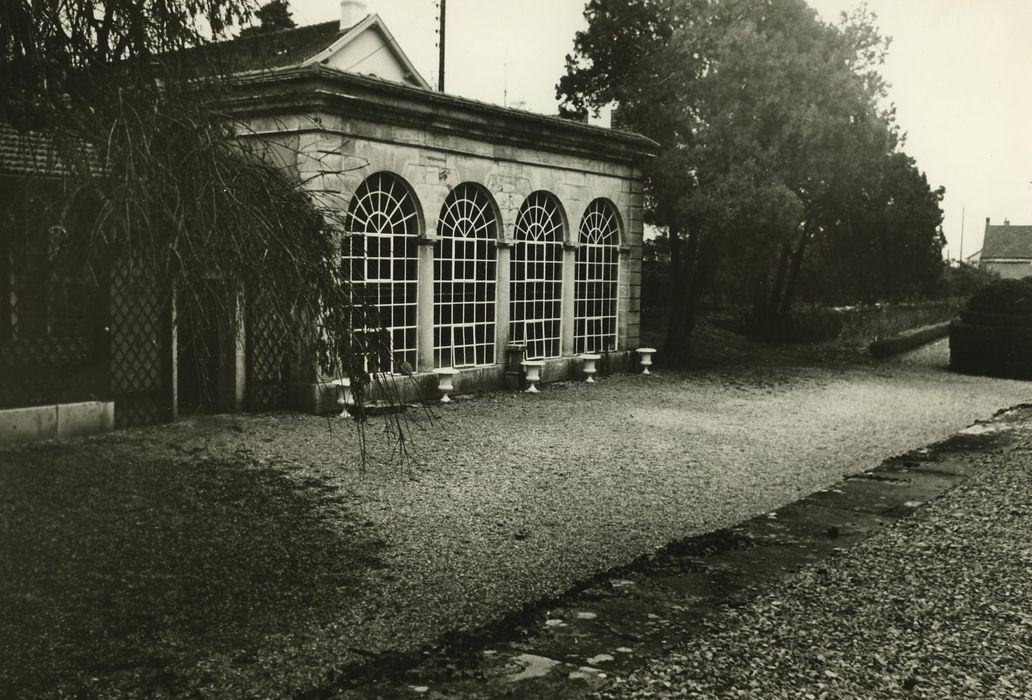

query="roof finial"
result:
[340,0,367,31]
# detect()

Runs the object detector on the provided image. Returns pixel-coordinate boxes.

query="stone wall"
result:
[836,300,963,344]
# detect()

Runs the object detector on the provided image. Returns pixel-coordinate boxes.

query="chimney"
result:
[340,0,367,30]
[1005,218,1011,226]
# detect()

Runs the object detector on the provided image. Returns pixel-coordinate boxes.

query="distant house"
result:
[980,219,1032,280]
[1,0,658,434]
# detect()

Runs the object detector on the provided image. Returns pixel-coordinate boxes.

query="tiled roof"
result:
[1,22,347,177]
[172,20,344,76]
[982,224,1032,260]
[0,124,99,178]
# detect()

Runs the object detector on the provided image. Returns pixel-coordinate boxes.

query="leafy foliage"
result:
[240,0,297,37]
[1,1,400,440]
[805,152,946,304]
[559,0,945,357]
[965,279,1032,316]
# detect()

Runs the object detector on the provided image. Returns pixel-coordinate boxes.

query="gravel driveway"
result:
[604,408,1032,699]
[2,337,1030,697]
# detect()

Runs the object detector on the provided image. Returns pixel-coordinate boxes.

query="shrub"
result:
[965,279,1032,316]
[748,306,844,344]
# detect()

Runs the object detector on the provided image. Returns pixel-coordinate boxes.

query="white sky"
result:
[289,0,1032,261]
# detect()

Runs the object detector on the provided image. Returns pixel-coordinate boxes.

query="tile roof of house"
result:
[173,20,345,75]
[0,124,100,178]
[982,224,1032,260]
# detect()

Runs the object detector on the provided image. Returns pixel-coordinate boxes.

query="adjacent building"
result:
[979,218,1032,280]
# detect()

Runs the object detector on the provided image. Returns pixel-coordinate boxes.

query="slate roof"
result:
[982,224,1032,260]
[172,20,344,76]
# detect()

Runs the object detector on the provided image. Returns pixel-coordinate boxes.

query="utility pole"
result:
[437,0,446,92]
[959,205,965,263]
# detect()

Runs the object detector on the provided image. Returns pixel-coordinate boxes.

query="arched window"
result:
[434,183,498,368]
[574,198,620,354]
[510,192,564,360]
[343,172,420,371]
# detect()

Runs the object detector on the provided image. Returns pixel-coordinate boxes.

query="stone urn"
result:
[580,353,601,383]
[333,378,353,416]
[433,367,460,403]
[636,347,657,375]
[521,360,545,393]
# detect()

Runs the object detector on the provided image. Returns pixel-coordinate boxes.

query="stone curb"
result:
[868,321,951,358]
[0,401,115,444]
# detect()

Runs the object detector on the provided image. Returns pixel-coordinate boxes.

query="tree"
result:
[0,1,396,441]
[558,0,930,358]
[240,0,297,37]
[559,0,707,363]
[809,152,946,304]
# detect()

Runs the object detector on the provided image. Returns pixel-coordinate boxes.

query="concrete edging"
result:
[869,321,951,358]
[0,401,115,445]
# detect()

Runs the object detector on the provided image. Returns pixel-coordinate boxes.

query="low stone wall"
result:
[836,301,962,344]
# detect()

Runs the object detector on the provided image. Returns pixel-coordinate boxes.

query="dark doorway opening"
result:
[177,285,221,415]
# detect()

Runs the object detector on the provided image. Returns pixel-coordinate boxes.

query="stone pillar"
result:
[561,242,577,356]
[217,286,247,412]
[495,242,512,364]
[416,238,436,371]
[623,180,645,351]
[617,246,631,352]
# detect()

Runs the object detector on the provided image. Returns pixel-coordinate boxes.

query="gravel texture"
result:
[602,413,1032,699]
[2,335,1030,697]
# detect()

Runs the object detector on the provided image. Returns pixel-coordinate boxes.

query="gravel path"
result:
[603,409,1032,699]
[3,337,1030,697]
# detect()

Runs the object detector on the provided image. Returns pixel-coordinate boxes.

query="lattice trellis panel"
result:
[109,258,172,427]
[574,199,620,354]
[0,214,108,410]
[510,191,564,360]
[434,183,498,368]
[246,289,289,411]
[343,172,420,373]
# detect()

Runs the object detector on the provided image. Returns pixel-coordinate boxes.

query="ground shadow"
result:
[0,445,385,697]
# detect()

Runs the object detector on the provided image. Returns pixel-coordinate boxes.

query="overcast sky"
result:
[289,0,1032,261]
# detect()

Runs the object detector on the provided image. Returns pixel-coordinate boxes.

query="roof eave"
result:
[217,65,659,164]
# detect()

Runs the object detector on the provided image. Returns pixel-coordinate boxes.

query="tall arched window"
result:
[434,183,498,368]
[510,192,564,360]
[574,198,620,354]
[343,172,420,371]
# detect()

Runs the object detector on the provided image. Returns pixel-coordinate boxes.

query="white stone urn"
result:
[433,367,460,403]
[636,347,657,375]
[521,360,545,393]
[333,378,353,416]
[580,353,601,383]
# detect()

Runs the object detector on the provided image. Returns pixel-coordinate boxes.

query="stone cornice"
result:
[216,66,659,167]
